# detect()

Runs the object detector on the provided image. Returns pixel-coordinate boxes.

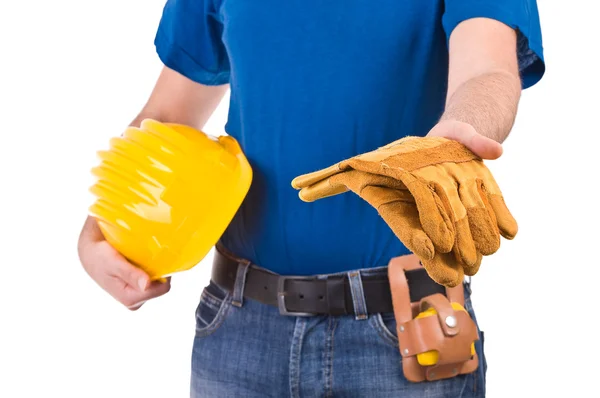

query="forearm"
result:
[132,66,229,130]
[440,70,521,143]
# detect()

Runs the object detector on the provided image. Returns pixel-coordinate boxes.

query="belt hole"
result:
[264,286,268,290]
[319,295,324,300]
[299,294,304,299]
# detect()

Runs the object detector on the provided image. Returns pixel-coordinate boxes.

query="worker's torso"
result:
[218,0,450,274]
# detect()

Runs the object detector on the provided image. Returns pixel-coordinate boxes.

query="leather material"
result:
[211,244,446,315]
[292,136,517,287]
[388,255,479,382]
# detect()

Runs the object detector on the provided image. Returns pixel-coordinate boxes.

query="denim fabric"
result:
[191,267,487,397]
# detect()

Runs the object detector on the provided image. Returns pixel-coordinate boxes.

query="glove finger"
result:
[402,176,454,253]
[348,158,455,253]
[452,211,479,266]
[475,167,518,240]
[342,169,409,191]
[296,169,400,202]
[361,185,435,261]
[292,163,345,189]
[296,174,349,202]
[462,250,483,276]
[483,185,518,240]
[458,179,500,256]
[345,157,454,252]
[420,250,465,288]
[429,177,480,265]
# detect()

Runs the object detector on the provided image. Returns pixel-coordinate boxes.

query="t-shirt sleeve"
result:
[442,0,545,89]
[154,0,230,85]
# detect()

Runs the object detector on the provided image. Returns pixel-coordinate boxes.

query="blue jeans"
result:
[190,266,487,397]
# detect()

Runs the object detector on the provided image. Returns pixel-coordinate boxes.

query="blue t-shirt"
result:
[154,0,545,275]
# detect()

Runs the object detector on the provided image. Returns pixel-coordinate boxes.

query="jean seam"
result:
[289,318,307,398]
[200,292,223,311]
[195,294,232,338]
[323,317,338,397]
[201,287,223,302]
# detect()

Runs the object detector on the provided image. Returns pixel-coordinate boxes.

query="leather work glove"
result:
[291,136,517,287]
[292,169,475,286]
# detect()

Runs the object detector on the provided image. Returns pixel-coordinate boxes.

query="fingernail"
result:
[127,300,147,310]
[138,278,147,291]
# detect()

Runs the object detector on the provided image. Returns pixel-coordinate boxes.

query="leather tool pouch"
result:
[388,256,479,382]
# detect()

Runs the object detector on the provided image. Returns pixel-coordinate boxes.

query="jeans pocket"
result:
[369,311,399,347]
[195,281,232,338]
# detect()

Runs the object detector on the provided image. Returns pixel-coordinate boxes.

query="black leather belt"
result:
[211,247,446,316]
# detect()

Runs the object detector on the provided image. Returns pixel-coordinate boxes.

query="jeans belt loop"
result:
[231,260,251,308]
[347,270,368,320]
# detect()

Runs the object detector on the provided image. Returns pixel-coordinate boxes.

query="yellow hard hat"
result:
[88,119,252,281]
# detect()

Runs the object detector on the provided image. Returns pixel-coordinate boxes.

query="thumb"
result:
[105,245,151,292]
[428,120,503,160]
[115,261,150,292]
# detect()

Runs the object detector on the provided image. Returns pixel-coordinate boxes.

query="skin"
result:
[428,17,522,159]
[78,17,522,310]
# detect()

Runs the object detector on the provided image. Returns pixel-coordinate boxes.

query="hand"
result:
[77,216,171,310]
[427,120,503,160]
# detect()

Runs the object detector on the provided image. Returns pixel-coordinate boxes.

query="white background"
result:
[0,1,598,397]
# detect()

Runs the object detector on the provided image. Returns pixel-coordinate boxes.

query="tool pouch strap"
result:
[388,256,479,382]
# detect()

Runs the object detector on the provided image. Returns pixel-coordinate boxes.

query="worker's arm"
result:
[427,17,522,159]
[131,66,229,128]
[78,66,228,310]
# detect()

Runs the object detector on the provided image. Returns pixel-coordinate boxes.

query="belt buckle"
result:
[277,276,315,317]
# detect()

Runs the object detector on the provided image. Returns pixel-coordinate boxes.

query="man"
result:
[78,0,544,396]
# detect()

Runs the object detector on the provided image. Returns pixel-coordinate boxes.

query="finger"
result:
[429,120,503,160]
[462,251,483,277]
[127,301,146,311]
[463,133,503,160]
[475,169,518,240]
[485,190,518,240]
[297,169,405,202]
[452,213,479,266]
[343,169,408,191]
[297,176,349,202]
[291,163,344,189]
[118,277,172,310]
[361,185,435,261]
[421,251,465,288]
[459,179,500,256]
[428,178,480,263]
[402,176,455,253]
